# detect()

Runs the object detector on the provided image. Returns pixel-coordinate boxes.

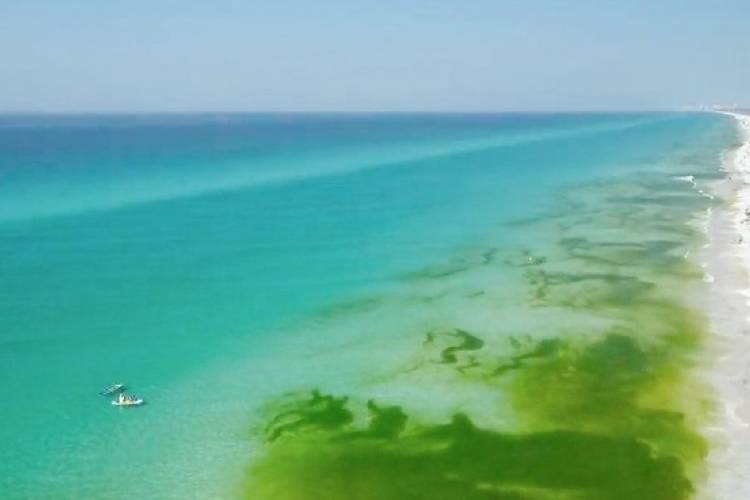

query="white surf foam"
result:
[698,111,750,500]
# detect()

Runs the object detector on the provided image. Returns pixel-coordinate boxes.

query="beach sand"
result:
[698,111,750,499]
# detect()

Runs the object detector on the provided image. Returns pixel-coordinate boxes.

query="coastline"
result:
[243,113,729,499]
[699,111,750,499]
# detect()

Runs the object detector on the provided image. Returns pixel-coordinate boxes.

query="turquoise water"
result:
[0,113,735,499]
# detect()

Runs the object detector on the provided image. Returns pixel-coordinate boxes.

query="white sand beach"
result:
[699,111,750,499]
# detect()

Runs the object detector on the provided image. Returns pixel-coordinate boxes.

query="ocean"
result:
[0,112,737,499]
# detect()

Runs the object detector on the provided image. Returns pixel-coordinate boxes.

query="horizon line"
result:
[0,108,721,116]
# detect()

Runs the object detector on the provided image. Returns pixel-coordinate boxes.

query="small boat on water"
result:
[112,393,144,407]
[100,383,125,396]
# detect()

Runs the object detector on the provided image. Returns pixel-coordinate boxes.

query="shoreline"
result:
[698,111,750,499]
[244,114,729,499]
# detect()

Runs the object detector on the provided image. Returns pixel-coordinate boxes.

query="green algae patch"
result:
[524,269,657,309]
[243,168,718,499]
[558,237,693,274]
[506,331,707,462]
[264,391,353,442]
[492,338,561,377]
[424,328,485,364]
[248,397,692,500]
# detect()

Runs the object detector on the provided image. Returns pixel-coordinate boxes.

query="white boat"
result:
[100,383,125,396]
[112,394,144,407]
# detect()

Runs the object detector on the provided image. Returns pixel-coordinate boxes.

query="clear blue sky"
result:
[1,0,747,112]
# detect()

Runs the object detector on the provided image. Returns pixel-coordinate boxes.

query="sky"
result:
[0,0,748,112]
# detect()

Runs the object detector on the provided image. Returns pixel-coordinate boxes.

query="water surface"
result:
[0,112,734,499]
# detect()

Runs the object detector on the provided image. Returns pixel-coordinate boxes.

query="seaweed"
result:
[249,405,693,500]
[424,328,485,364]
[266,390,354,442]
